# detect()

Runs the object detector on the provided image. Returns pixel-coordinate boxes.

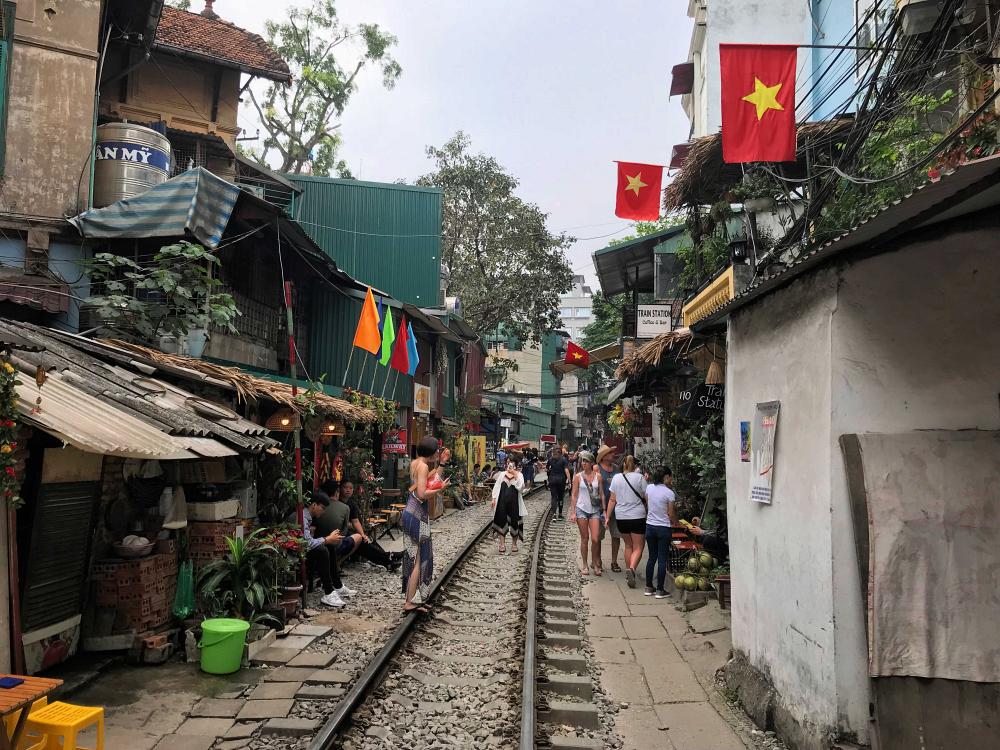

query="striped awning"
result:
[67,167,240,248]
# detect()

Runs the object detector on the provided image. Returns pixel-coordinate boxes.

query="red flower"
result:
[5,467,15,477]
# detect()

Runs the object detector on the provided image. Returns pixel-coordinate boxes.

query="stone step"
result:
[538,701,600,730]
[539,674,593,699]
[542,597,574,609]
[543,619,579,634]
[547,735,606,749]
[540,631,582,649]
[540,650,588,675]
[544,606,577,621]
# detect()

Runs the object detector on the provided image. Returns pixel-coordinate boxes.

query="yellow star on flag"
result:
[572,352,583,360]
[624,172,648,197]
[741,77,784,120]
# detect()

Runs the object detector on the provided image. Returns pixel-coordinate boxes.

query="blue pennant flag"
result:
[406,322,419,376]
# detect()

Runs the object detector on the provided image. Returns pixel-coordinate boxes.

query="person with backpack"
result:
[546,446,571,519]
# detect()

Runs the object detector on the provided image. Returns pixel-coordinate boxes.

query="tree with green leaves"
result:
[166,0,191,9]
[248,0,401,176]
[418,132,573,344]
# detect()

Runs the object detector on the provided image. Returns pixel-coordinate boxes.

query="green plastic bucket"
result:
[198,618,250,674]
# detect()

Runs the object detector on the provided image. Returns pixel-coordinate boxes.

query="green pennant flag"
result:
[379,304,396,366]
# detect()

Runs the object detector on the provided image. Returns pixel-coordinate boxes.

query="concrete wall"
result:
[700,0,813,135]
[3,0,101,218]
[725,216,1000,748]
[726,268,841,746]
[828,221,1000,741]
[101,51,242,144]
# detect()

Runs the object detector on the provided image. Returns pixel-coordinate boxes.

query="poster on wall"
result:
[413,383,431,414]
[750,401,780,504]
[740,421,751,462]
[382,429,408,455]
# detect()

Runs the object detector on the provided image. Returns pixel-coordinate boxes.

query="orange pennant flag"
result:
[352,287,381,354]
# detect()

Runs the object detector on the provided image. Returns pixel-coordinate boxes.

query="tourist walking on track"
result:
[643,466,677,598]
[546,446,571,519]
[596,445,622,571]
[570,450,605,576]
[402,435,449,615]
[607,455,648,588]
[491,458,526,553]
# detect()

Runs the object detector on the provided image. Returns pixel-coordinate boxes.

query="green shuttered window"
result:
[0,2,13,175]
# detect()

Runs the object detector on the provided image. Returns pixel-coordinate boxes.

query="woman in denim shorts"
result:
[569,450,605,576]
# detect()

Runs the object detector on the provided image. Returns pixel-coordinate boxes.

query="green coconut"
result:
[697,578,711,591]
[684,576,698,591]
[687,557,700,572]
[674,575,686,588]
[699,552,714,568]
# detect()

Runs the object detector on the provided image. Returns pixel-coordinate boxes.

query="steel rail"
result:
[519,502,552,750]
[309,487,546,750]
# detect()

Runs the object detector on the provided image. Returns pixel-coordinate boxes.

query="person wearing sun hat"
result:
[596,444,621,570]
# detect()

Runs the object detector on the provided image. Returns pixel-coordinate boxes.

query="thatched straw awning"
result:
[663,118,854,210]
[103,339,376,425]
[615,328,695,380]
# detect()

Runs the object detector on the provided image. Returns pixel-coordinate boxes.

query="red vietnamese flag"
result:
[614,162,663,221]
[720,44,797,163]
[389,314,410,373]
[564,341,590,368]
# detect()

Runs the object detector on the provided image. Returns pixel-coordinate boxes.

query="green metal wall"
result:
[308,284,414,407]
[288,175,442,307]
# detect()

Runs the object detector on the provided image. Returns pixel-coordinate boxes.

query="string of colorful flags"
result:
[350,287,421,390]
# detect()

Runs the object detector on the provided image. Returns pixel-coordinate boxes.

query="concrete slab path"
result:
[577,538,746,750]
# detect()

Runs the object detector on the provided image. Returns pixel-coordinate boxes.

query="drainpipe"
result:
[87,26,113,211]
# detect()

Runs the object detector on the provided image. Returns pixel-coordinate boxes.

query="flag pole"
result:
[356,351,367,391]
[380,366,390,398]
[342,344,356,388]
[369,355,379,394]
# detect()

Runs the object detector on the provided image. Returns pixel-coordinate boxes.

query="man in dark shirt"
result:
[546,447,571,519]
[322,480,400,572]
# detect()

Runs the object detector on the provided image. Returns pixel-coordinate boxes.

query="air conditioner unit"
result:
[895,0,974,35]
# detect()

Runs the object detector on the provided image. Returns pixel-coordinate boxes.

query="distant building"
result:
[558,276,594,439]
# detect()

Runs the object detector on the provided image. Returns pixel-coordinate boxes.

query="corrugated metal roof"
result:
[1,322,277,452]
[694,153,1000,327]
[592,226,686,296]
[289,175,443,307]
[16,370,197,460]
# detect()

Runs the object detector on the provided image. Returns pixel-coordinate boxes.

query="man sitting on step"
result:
[303,490,359,608]
[323,479,401,573]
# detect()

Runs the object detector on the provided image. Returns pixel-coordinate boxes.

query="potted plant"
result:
[196,528,282,628]
[257,525,308,618]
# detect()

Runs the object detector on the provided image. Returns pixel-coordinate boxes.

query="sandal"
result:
[593,565,603,576]
[499,540,506,554]
[610,562,622,573]
[580,564,590,576]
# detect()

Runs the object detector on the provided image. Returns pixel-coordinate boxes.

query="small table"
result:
[0,674,63,750]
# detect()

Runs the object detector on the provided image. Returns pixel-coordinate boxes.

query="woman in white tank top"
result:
[569,451,605,576]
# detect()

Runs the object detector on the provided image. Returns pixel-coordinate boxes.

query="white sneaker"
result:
[335,585,357,598]
[321,591,345,607]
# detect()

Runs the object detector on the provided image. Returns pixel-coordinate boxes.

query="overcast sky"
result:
[212,0,692,288]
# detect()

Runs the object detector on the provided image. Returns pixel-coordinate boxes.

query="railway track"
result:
[307,487,607,750]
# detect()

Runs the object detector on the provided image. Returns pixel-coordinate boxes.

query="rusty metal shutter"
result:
[21,482,99,632]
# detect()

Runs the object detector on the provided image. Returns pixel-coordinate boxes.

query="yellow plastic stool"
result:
[4,697,47,750]
[22,702,104,750]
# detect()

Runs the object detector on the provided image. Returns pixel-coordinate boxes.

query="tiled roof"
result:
[155,7,291,83]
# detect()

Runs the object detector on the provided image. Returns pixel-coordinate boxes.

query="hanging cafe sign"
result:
[679,383,724,420]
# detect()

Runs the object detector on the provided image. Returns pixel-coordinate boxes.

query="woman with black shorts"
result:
[606,455,648,588]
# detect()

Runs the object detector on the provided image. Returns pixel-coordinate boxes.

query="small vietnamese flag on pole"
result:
[352,287,381,354]
[720,44,797,163]
[390,315,410,373]
[615,161,664,221]
[564,341,590,368]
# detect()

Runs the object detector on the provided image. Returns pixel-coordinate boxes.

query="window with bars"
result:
[0,2,14,175]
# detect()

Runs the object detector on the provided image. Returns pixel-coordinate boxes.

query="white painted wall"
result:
[829,224,1000,737]
[685,0,815,137]
[726,268,841,738]
[726,218,1000,745]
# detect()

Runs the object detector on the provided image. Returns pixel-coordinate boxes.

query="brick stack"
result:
[187,520,240,569]
[92,553,178,633]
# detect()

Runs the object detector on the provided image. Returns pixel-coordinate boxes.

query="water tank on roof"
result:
[93,123,171,208]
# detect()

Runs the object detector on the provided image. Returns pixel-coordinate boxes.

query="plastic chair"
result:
[4,697,47,750]
[22,702,104,750]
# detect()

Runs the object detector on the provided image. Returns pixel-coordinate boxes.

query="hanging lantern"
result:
[265,407,300,432]
[321,419,346,437]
